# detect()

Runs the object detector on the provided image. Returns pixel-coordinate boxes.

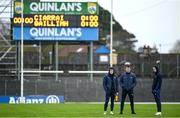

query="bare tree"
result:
[170,40,180,53]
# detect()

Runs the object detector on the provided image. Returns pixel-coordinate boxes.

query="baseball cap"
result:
[124,62,131,66]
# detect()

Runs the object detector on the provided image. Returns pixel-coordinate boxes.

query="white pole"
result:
[110,0,113,67]
[23,70,64,74]
[20,0,24,97]
[68,71,108,74]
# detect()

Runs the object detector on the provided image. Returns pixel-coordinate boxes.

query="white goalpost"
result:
[23,70,64,74]
[20,0,24,98]
[19,0,110,100]
[68,71,108,74]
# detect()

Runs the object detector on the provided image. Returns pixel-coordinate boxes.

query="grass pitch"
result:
[0,103,179,117]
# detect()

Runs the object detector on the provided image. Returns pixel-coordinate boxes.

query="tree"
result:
[170,40,180,53]
[99,6,137,53]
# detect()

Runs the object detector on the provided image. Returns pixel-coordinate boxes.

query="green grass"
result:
[0,104,180,117]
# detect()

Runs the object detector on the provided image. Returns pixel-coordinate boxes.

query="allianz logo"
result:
[46,95,60,104]
[9,95,60,104]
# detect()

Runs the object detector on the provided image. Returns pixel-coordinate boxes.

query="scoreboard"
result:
[12,0,99,41]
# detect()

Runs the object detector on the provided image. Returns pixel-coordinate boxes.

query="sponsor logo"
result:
[30,2,82,12]
[9,97,44,104]
[8,95,60,104]
[30,28,82,38]
[13,27,98,41]
[46,95,60,104]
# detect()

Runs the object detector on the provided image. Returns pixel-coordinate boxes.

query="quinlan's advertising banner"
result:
[14,0,99,15]
[13,27,99,41]
[0,95,64,104]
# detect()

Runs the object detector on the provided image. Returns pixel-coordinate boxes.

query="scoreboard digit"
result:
[81,15,98,27]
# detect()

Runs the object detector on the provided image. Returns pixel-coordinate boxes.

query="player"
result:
[103,67,118,115]
[152,65,162,116]
[119,62,137,114]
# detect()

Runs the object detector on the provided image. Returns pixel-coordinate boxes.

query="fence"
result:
[19,51,180,78]
[0,76,180,102]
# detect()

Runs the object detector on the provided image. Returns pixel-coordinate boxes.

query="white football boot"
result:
[110,111,114,115]
[155,112,162,116]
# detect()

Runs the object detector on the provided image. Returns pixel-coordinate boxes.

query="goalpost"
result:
[20,0,24,98]
[19,0,112,100]
[23,70,64,74]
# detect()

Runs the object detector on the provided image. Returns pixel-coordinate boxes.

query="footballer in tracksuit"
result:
[119,62,137,114]
[152,66,162,116]
[103,67,118,115]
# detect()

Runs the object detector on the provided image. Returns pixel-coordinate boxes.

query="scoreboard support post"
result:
[17,42,21,81]
[90,41,93,81]
[39,41,42,79]
[55,41,59,81]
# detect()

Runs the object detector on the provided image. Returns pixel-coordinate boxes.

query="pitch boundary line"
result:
[65,102,180,104]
